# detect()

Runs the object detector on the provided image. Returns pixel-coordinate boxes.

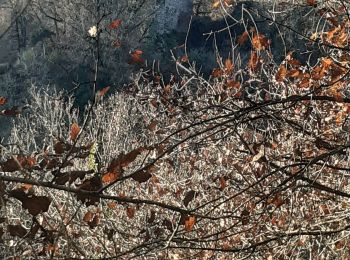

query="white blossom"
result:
[88,25,98,38]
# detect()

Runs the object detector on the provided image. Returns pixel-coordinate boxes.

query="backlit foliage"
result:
[1,0,350,258]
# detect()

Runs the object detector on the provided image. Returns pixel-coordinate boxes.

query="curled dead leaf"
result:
[70,123,80,141]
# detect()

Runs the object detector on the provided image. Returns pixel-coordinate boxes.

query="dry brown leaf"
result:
[219,176,226,190]
[70,123,80,141]
[131,170,152,183]
[0,106,22,116]
[0,97,6,105]
[287,69,301,78]
[102,172,119,184]
[248,51,261,71]
[83,211,94,223]
[181,55,189,63]
[7,224,27,238]
[225,58,234,73]
[226,80,240,89]
[237,31,249,45]
[185,216,196,231]
[1,158,21,172]
[252,34,269,51]
[147,120,157,132]
[183,190,196,207]
[212,0,220,9]
[97,86,110,97]
[212,68,223,78]
[275,65,287,82]
[126,207,135,219]
[107,201,117,209]
[108,19,122,30]
[307,0,317,7]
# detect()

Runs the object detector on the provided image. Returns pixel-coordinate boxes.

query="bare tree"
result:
[1,0,350,258]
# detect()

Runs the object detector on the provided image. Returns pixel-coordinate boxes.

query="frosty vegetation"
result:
[1,0,350,259]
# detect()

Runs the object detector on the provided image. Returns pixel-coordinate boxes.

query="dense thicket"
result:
[1,0,350,258]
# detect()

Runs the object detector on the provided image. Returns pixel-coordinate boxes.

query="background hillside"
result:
[1,0,350,259]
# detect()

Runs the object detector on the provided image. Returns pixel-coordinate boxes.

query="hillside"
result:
[1,0,350,259]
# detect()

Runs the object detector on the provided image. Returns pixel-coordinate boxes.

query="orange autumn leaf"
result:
[0,106,22,116]
[108,19,122,30]
[237,31,249,45]
[335,112,344,126]
[287,69,301,78]
[213,0,232,8]
[298,78,310,88]
[320,204,330,214]
[112,39,121,48]
[248,51,261,71]
[97,86,110,97]
[17,156,36,169]
[252,34,269,51]
[128,50,144,64]
[102,172,119,184]
[307,0,317,6]
[120,147,145,168]
[268,194,284,207]
[0,97,6,105]
[70,123,80,141]
[288,59,301,67]
[212,68,223,78]
[133,49,143,55]
[322,58,333,69]
[226,80,240,89]
[212,0,220,9]
[147,120,157,131]
[107,201,117,209]
[83,211,94,223]
[150,99,158,108]
[219,176,226,190]
[126,207,135,219]
[275,65,287,82]
[225,58,234,73]
[181,55,189,63]
[20,183,33,192]
[185,216,196,231]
